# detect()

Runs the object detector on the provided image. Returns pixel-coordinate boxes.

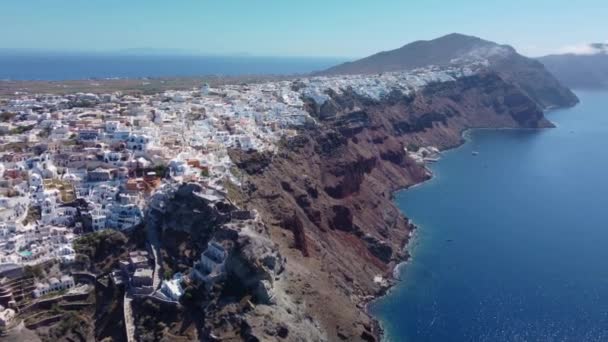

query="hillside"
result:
[319,33,578,108]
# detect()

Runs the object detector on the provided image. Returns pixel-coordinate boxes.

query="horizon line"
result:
[0,48,356,60]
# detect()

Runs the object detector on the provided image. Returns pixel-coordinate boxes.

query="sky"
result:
[1,0,606,58]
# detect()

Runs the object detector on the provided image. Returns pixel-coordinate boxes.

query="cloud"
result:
[557,42,608,55]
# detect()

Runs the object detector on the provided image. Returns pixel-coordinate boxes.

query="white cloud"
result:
[557,42,608,55]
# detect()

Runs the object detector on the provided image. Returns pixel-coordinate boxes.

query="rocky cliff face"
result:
[150,68,575,341]
[227,71,564,341]
[150,183,326,341]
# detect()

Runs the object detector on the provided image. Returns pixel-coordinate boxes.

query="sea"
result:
[0,54,345,80]
[370,90,608,342]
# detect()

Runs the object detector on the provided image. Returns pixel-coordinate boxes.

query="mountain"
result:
[319,33,578,109]
[538,44,608,89]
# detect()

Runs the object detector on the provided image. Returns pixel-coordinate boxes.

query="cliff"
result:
[147,183,326,341]
[226,71,565,341]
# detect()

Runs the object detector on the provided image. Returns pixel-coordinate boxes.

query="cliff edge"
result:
[227,70,570,341]
[147,34,578,341]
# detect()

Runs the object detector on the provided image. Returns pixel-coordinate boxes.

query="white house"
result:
[32,275,75,298]
[192,241,227,287]
[127,134,151,152]
[160,273,184,302]
[105,121,120,133]
[29,173,43,189]
[200,83,210,96]
[107,203,142,231]
[169,159,188,177]
[91,213,107,230]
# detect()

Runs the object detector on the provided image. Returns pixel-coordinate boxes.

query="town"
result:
[0,61,482,333]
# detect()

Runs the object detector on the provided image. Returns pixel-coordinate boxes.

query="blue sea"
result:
[0,54,345,80]
[371,91,608,341]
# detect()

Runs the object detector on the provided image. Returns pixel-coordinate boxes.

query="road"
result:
[123,293,136,342]
[146,209,163,291]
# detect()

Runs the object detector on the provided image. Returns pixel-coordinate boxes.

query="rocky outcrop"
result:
[227,71,571,341]
[227,224,286,304]
[232,150,273,175]
[149,183,324,341]
[362,234,393,264]
[156,183,232,269]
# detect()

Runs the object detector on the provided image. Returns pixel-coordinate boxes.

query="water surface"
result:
[0,54,344,80]
[371,91,608,341]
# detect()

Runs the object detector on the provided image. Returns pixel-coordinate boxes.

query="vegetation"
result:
[43,312,91,342]
[73,230,128,267]
[180,284,206,307]
[23,205,42,225]
[0,111,17,122]
[38,126,52,138]
[407,142,420,152]
[9,124,35,135]
[24,264,45,279]
[133,298,197,341]
[73,254,91,271]
[153,163,168,177]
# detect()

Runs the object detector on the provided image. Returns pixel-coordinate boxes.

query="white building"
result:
[127,134,151,152]
[200,83,210,96]
[32,275,75,298]
[92,213,107,231]
[106,203,142,231]
[105,121,121,133]
[160,273,184,302]
[192,241,227,287]
[29,172,43,188]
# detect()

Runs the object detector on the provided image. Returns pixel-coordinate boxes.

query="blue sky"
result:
[1,0,606,57]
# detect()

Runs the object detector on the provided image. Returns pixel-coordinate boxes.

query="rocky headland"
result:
[226,74,574,341]
[140,35,579,342]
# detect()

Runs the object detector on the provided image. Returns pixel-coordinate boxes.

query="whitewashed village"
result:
[0,62,482,336]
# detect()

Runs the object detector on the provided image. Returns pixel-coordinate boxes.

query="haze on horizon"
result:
[1,0,606,58]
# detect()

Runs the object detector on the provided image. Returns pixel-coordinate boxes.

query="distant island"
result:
[538,43,608,89]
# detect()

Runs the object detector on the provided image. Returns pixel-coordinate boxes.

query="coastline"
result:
[364,110,568,341]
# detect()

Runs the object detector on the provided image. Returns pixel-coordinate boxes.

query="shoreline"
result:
[364,112,568,341]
